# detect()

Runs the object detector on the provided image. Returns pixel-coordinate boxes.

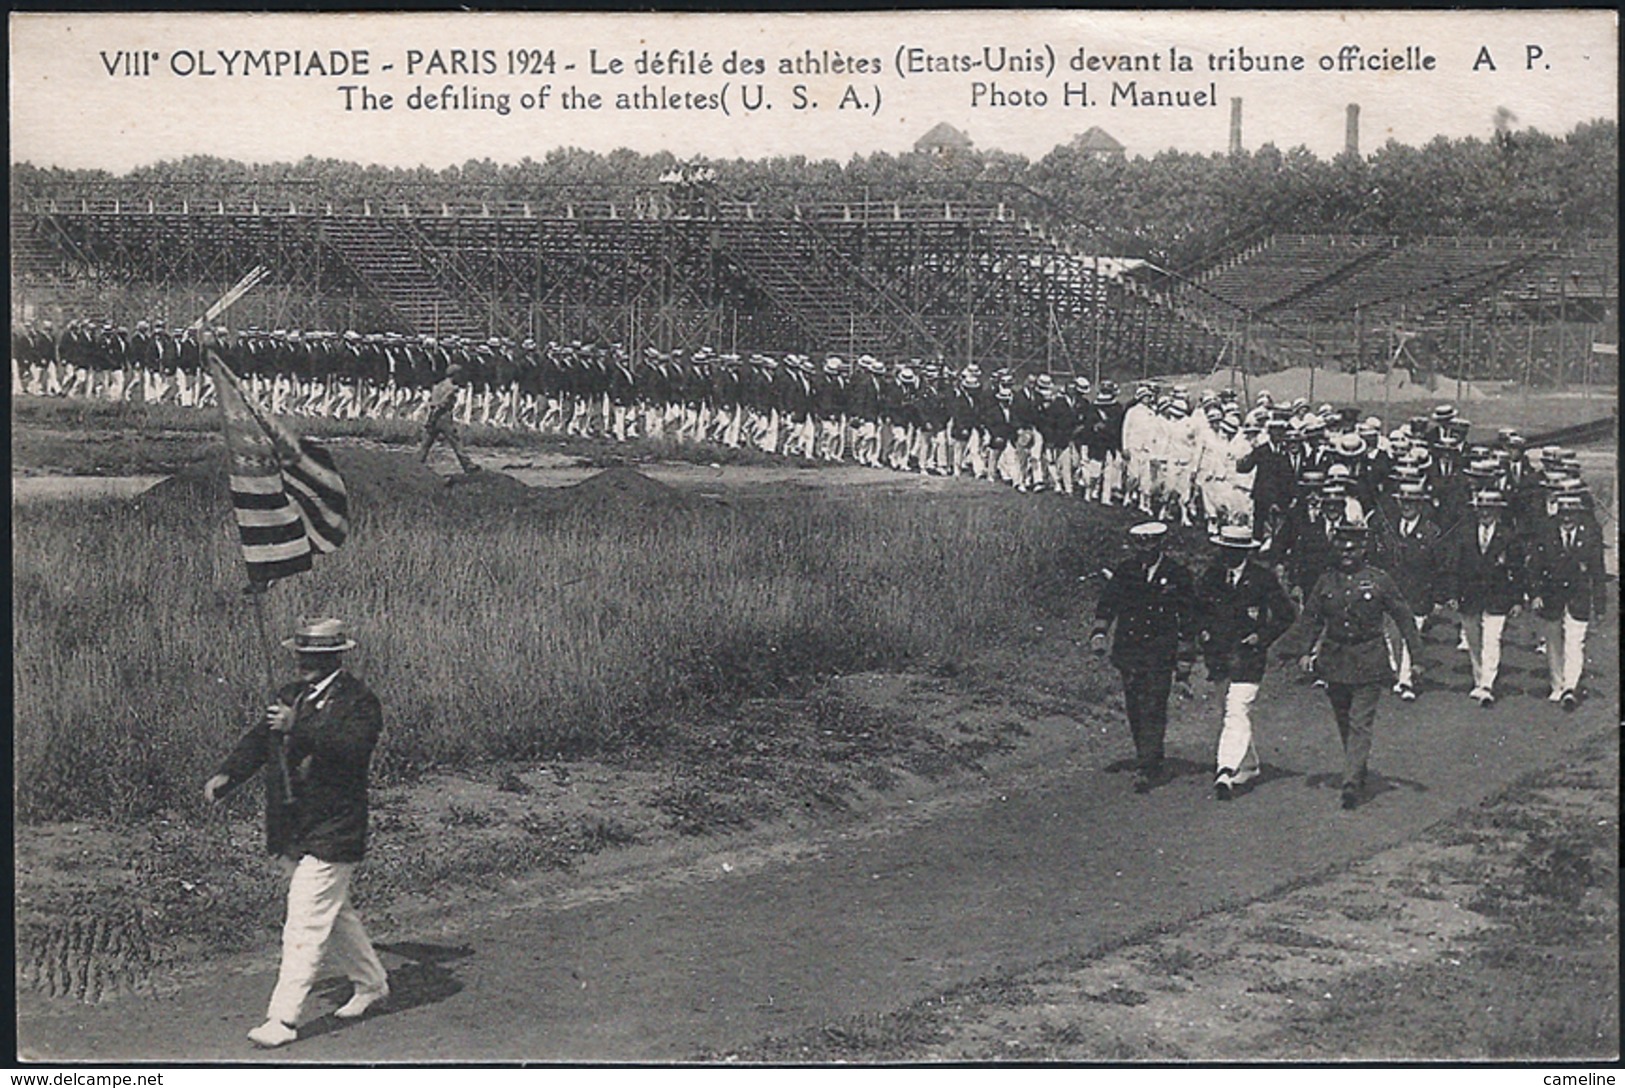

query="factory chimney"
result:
[1345,103,1360,158]
[1230,98,1243,156]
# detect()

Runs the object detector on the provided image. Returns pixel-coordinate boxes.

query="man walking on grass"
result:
[205,617,390,1048]
[417,362,480,475]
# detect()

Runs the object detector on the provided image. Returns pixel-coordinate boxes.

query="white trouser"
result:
[1387,613,1426,688]
[1545,610,1589,696]
[1215,681,1261,784]
[1461,611,1507,693]
[266,855,388,1026]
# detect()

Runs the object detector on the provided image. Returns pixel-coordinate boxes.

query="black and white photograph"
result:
[10,9,1619,1069]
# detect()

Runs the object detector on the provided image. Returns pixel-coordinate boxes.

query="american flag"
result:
[207,352,348,584]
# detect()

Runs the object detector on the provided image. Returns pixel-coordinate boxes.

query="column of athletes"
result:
[12,319,1607,715]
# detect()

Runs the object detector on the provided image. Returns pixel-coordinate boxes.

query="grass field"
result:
[12,443,1122,823]
[11,386,1615,822]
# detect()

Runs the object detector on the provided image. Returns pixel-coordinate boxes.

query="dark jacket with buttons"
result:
[1301,564,1421,685]
[1093,550,1195,673]
[216,670,383,864]
[1446,519,1526,616]
[1195,557,1297,684]
[1528,518,1607,623]
[1374,512,1444,614]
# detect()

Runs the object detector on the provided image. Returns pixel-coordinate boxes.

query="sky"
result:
[9,10,1618,172]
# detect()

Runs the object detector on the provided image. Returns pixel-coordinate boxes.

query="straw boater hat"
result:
[282,617,356,654]
[1211,525,1260,550]
[1128,521,1168,540]
[1469,489,1508,509]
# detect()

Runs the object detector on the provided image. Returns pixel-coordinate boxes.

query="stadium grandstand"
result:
[10,120,1618,387]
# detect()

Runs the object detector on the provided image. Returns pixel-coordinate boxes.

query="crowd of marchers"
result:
[14,319,1608,719]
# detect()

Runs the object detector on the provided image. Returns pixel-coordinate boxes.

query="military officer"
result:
[1090,522,1196,793]
[1295,520,1424,810]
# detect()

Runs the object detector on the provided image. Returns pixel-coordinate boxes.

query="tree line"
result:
[10,119,1616,273]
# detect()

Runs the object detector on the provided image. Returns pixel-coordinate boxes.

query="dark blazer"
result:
[1528,518,1607,623]
[1447,519,1525,615]
[217,670,383,864]
[1094,551,1196,673]
[1276,505,1338,594]
[1035,395,1077,449]
[1195,558,1297,683]
[1374,513,1444,615]
[947,389,981,439]
[980,400,1018,450]
[1087,401,1126,457]
[1237,441,1295,518]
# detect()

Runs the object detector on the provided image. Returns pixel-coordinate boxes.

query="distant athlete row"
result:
[16,320,1608,804]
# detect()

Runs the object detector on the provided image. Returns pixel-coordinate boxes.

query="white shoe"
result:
[1549,688,1565,703]
[335,984,389,1020]
[248,1020,298,1048]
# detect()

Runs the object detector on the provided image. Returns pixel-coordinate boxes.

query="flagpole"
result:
[205,331,297,807]
[195,270,346,813]
[246,582,297,806]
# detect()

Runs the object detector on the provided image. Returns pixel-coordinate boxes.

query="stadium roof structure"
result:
[914,122,974,154]
[1071,127,1126,158]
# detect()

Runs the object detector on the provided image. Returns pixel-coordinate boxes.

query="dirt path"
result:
[18,609,1616,1061]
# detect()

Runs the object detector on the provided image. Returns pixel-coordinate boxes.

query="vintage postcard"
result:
[11,9,1619,1071]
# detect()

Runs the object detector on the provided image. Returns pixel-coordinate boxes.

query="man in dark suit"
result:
[1237,417,1296,535]
[1445,490,1526,708]
[206,618,389,1048]
[1195,526,1297,800]
[1090,522,1196,792]
[1034,374,1078,494]
[1084,380,1125,505]
[1528,493,1608,710]
[1296,520,1424,809]
[1373,481,1442,701]
[1275,471,1337,603]
[982,383,1020,486]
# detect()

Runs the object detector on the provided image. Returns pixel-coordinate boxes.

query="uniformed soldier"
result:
[1195,525,1297,800]
[1295,519,1424,810]
[1090,522,1196,793]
